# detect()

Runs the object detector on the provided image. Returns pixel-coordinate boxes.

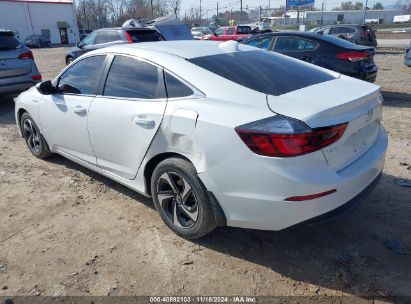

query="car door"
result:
[87,55,168,179]
[273,36,319,64]
[38,55,107,164]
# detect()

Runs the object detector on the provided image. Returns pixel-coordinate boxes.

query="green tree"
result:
[373,2,384,9]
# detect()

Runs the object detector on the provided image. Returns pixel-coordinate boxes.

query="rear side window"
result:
[237,26,251,34]
[188,51,335,96]
[164,72,194,98]
[94,31,121,44]
[0,32,21,50]
[227,28,235,35]
[126,30,164,42]
[274,37,318,52]
[58,55,106,95]
[103,55,166,99]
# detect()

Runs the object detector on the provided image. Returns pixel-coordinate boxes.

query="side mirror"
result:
[59,84,81,94]
[76,41,83,48]
[36,80,57,95]
[214,32,218,36]
[317,30,324,35]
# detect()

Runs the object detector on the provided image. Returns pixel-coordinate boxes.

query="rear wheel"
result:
[21,113,52,159]
[151,157,217,239]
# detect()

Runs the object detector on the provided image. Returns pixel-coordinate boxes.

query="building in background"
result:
[0,0,79,45]
[305,10,405,25]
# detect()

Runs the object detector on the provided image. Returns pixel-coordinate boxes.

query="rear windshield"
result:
[188,50,335,96]
[237,26,251,34]
[127,30,164,42]
[0,32,22,50]
[319,34,358,48]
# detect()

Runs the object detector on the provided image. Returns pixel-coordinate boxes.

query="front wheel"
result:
[151,157,217,239]
[21,113,52,159]
[66,57,74,65]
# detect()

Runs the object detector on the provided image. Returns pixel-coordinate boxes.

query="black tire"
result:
[66,57,74,65]
[20,113,52,159]
[151,157,217,239]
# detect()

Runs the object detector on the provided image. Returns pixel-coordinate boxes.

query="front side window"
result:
[94,31,121,44]
[81,31,97,46]
[103,55,166,99]
[245,36,273,50]
[58,55,106,95]
[215,27,226,35]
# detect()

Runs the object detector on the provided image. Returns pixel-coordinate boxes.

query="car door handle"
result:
[73,106,86,114]
[132,117,155,129]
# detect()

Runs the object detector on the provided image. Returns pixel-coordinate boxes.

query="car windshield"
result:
[0,32,22,50]
[126,30,164,42]
[188,50,335,96]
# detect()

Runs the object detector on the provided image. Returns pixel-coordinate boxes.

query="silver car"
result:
[0,30,42,95]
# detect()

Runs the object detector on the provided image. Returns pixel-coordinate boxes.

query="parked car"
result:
[16,41,387,239]
[191,26,212,39]
[310,24,377,47]
[202,25,252,41]
[65,27,165,65]
[405,42,411,67]
[66,18,193,65]
[24,35,51,48]
[0,30,42,96]
[242,32,378,82]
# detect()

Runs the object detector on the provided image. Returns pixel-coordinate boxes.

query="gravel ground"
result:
[0,47,410,301]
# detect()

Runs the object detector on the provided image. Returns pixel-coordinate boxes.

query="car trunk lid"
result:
[0,49,32,78]
[266,76,383,171]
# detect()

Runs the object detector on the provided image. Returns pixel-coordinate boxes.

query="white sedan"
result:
[15,41,388,239]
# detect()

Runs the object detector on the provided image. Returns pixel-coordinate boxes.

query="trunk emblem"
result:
[0,60,5,66]
[366,108,373,122]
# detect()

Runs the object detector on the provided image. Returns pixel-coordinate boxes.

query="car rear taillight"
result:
[124,32,133,43]
[18,51,34,60]
[31,74,42,81]
[235,116,348,157]
[336,51,369,62]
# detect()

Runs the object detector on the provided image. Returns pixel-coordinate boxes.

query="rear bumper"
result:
[199,127,387,231]
[297,171,382,227]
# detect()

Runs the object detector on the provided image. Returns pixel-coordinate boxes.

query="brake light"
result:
[18,51,34,60]
[31,74,42,81]
[124,32,133,44]
[336,51,369,62]
[235,116,348,157]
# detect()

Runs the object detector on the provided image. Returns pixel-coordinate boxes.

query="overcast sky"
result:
[179,0,397,18]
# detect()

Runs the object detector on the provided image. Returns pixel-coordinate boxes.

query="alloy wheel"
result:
[23,118,41,154]
[156,172,199,229]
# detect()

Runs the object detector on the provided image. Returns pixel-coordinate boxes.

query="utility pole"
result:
[216,2,219,25]
[199,0,202,25]
[240,0,243,23]
[151,0,154,19]
[259,5,262,20]
[363,0,368,24]
[321,0,326,25]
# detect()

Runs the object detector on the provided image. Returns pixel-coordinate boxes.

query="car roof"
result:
[96,40,258,59]
[96,27,154,32]
[248,31,321,39]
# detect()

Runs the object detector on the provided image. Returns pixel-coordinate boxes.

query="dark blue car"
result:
[242,32,378,82]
